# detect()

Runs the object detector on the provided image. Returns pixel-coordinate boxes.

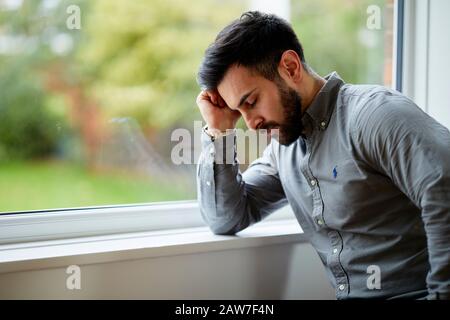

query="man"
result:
[195,11,449,299]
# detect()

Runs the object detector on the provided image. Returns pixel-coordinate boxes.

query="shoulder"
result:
[340,84,409,117]
[341,85,425,138]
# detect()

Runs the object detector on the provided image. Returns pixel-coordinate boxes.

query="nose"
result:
[241,111,263,130]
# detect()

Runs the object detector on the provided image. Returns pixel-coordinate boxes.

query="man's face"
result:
[217,64,304,146]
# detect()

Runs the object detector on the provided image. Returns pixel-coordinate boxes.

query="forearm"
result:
[197,128,287,235]
[197,128,254,235]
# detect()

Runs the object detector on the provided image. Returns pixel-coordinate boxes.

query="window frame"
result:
[0,201,295,245]
[393,0,405,92]
[400,0,430,112]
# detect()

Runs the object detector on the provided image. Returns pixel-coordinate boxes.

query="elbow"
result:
[202,214,239,236]
[208,224,238,236]
[200,207,245,236]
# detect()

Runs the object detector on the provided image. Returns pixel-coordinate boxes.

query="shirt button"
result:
[339,284,346,291]
[333,248,338,254]
[206,181,211,186]
[310,179,317,186]
[317,219,324,226]
[320,121,327,128]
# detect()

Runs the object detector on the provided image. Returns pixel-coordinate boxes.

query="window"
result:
[0,0,245,213]
[0,0,395,214]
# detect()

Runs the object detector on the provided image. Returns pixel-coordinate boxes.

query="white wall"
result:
[0,241,334,299]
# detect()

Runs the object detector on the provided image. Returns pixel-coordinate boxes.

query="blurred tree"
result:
[77,0,244,130]
[0,0,82,161]
[0,0,105,164]
[0,58,62,161]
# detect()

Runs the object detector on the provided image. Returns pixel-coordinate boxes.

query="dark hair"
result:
[197,11,307,90]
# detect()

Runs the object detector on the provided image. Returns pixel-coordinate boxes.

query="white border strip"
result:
[392,0,400,91]
[400,0,430,111]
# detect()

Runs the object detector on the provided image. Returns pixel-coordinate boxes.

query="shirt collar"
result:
[302,71,345,136]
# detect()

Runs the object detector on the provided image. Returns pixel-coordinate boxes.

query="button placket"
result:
[311,184,325,230]
[327,230,349,298]
[302,129,325,231]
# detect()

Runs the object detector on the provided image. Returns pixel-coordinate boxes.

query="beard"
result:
[261,78,304,146]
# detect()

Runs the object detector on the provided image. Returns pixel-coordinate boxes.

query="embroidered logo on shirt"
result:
[333,166,338,179]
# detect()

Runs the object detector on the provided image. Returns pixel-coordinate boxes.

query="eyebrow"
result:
[235,88,256,110]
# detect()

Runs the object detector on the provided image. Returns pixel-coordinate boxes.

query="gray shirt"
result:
[196,72,450,299]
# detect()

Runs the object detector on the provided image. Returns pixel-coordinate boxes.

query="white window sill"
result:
[0,219,304,274]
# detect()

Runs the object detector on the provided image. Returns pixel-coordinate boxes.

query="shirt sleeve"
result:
[351,93,450,299]
[197,127,288,235]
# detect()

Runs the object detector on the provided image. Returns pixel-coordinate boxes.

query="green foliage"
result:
[0,59,64,161]
[76,0,245,129]
[0,0,85,161]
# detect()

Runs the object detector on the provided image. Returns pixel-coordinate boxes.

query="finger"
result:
[197,91,209,104]
[209,92,218,106]
[197,91,217,109]
[217,95,226,108]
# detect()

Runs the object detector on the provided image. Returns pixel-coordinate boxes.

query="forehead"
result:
[217,65,265,107]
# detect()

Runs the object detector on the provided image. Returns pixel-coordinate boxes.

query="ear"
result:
[277,50,303,85]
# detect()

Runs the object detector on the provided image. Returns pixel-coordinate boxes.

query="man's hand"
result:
[196,90,241,134]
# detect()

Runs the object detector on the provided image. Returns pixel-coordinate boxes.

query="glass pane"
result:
[0,0,245,213]
[0,0,394,213]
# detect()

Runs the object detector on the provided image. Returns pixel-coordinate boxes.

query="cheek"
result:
[261,97,284,121]
[268,104,285,123]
